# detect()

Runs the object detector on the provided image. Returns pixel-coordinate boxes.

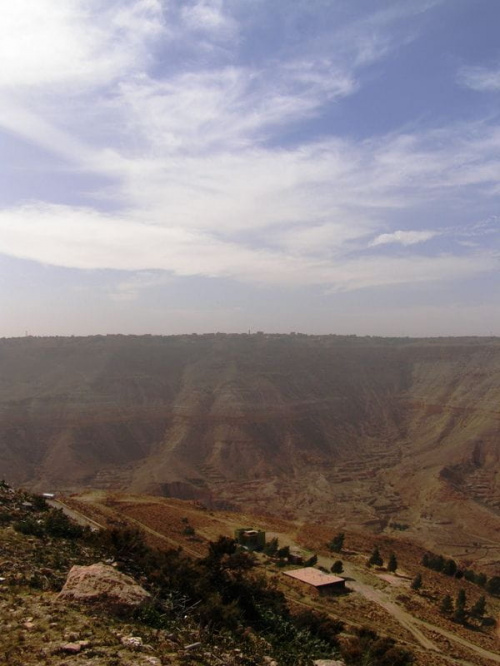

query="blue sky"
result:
[0,0,499,336]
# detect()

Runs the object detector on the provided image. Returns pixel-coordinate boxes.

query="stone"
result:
[59,563,151,613]
[313,660,346,666]
[61,642,82,654]
[121,635,143,649]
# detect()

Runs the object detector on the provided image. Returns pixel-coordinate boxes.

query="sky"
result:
[0,0,499,337]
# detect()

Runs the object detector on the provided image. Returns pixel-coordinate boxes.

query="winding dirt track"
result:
[412,616,500,664]
[319,555,500,665]
[276,535,500,665]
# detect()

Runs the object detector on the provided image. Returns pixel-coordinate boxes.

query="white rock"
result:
[121,636,143,649]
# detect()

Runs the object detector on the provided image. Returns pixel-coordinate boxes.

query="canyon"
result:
[1,334,499,569]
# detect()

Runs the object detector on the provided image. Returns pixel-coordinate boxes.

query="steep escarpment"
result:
[0,334,499,562]
[0,335,407,492]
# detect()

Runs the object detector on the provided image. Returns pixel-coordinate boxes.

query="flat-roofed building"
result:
[283,567,345,595]
[234,527,266,551]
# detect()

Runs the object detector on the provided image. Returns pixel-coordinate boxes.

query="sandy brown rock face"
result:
[58,563,151,612]
[1,334,500,560]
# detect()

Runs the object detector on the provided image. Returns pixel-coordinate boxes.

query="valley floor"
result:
[64,491,500,666]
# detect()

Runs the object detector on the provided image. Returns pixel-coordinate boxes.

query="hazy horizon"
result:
[1,1,499,337]
[2,330,500,341]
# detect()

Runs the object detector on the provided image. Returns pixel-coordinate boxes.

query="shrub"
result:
[44,509,84,539]
[331,560,343,574]
[14,517,44,537]
[277,545,290,559]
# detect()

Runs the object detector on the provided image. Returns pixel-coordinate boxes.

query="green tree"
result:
[453,605,467,624]
[206,535,237,561]
[453,589,467,624]
[329,532,345,553]
[410,573,422,591]
[471,595,486,620]
[475,572,487,587]
[277,545,290,559]
[440,594,453,615]
[486,576,500,596]
[368,546,383,567]
[305,554,318,567]
[387,553,398,573]
[264,537,279,557]
[443,559,457,577]
[331,560,343,574]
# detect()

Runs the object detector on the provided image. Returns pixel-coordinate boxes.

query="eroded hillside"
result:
[1,334,499,568]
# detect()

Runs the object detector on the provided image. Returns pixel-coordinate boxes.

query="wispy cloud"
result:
[108,272,175,301]
[0,0,498,301]
[180,0,238,40]
[0,203,496,294]
[370,230,438,247]
[458,64,500,92]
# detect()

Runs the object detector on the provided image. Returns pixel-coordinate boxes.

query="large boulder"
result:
[59,563,151,613]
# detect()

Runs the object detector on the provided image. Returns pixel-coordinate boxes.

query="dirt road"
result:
[319,553,500,665]
[47,499,104,530]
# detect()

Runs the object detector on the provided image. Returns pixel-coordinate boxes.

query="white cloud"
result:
[181,0,237,39]
[0,0,164,90]
[458,64,500,92]
[0,203,496,294]
[114,61,355,158]
[370,230,438,247]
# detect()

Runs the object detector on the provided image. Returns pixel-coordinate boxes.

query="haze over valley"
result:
[2,333,499,572]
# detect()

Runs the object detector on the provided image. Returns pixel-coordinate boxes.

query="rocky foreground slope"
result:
[0,483,415,666]
[0,334,499,567]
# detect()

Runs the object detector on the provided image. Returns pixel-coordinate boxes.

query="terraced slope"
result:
[0,334,499,566]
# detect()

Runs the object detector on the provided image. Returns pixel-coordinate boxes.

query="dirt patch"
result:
[378,573,410,587]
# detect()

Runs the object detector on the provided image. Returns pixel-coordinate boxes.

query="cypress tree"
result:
[453,589,467,624]
[440,594,453,615]
[387,552,398,572]
[329,532,345,553]
[471,595,486,619]
[410,573,422,590]
[368,546,383,567]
